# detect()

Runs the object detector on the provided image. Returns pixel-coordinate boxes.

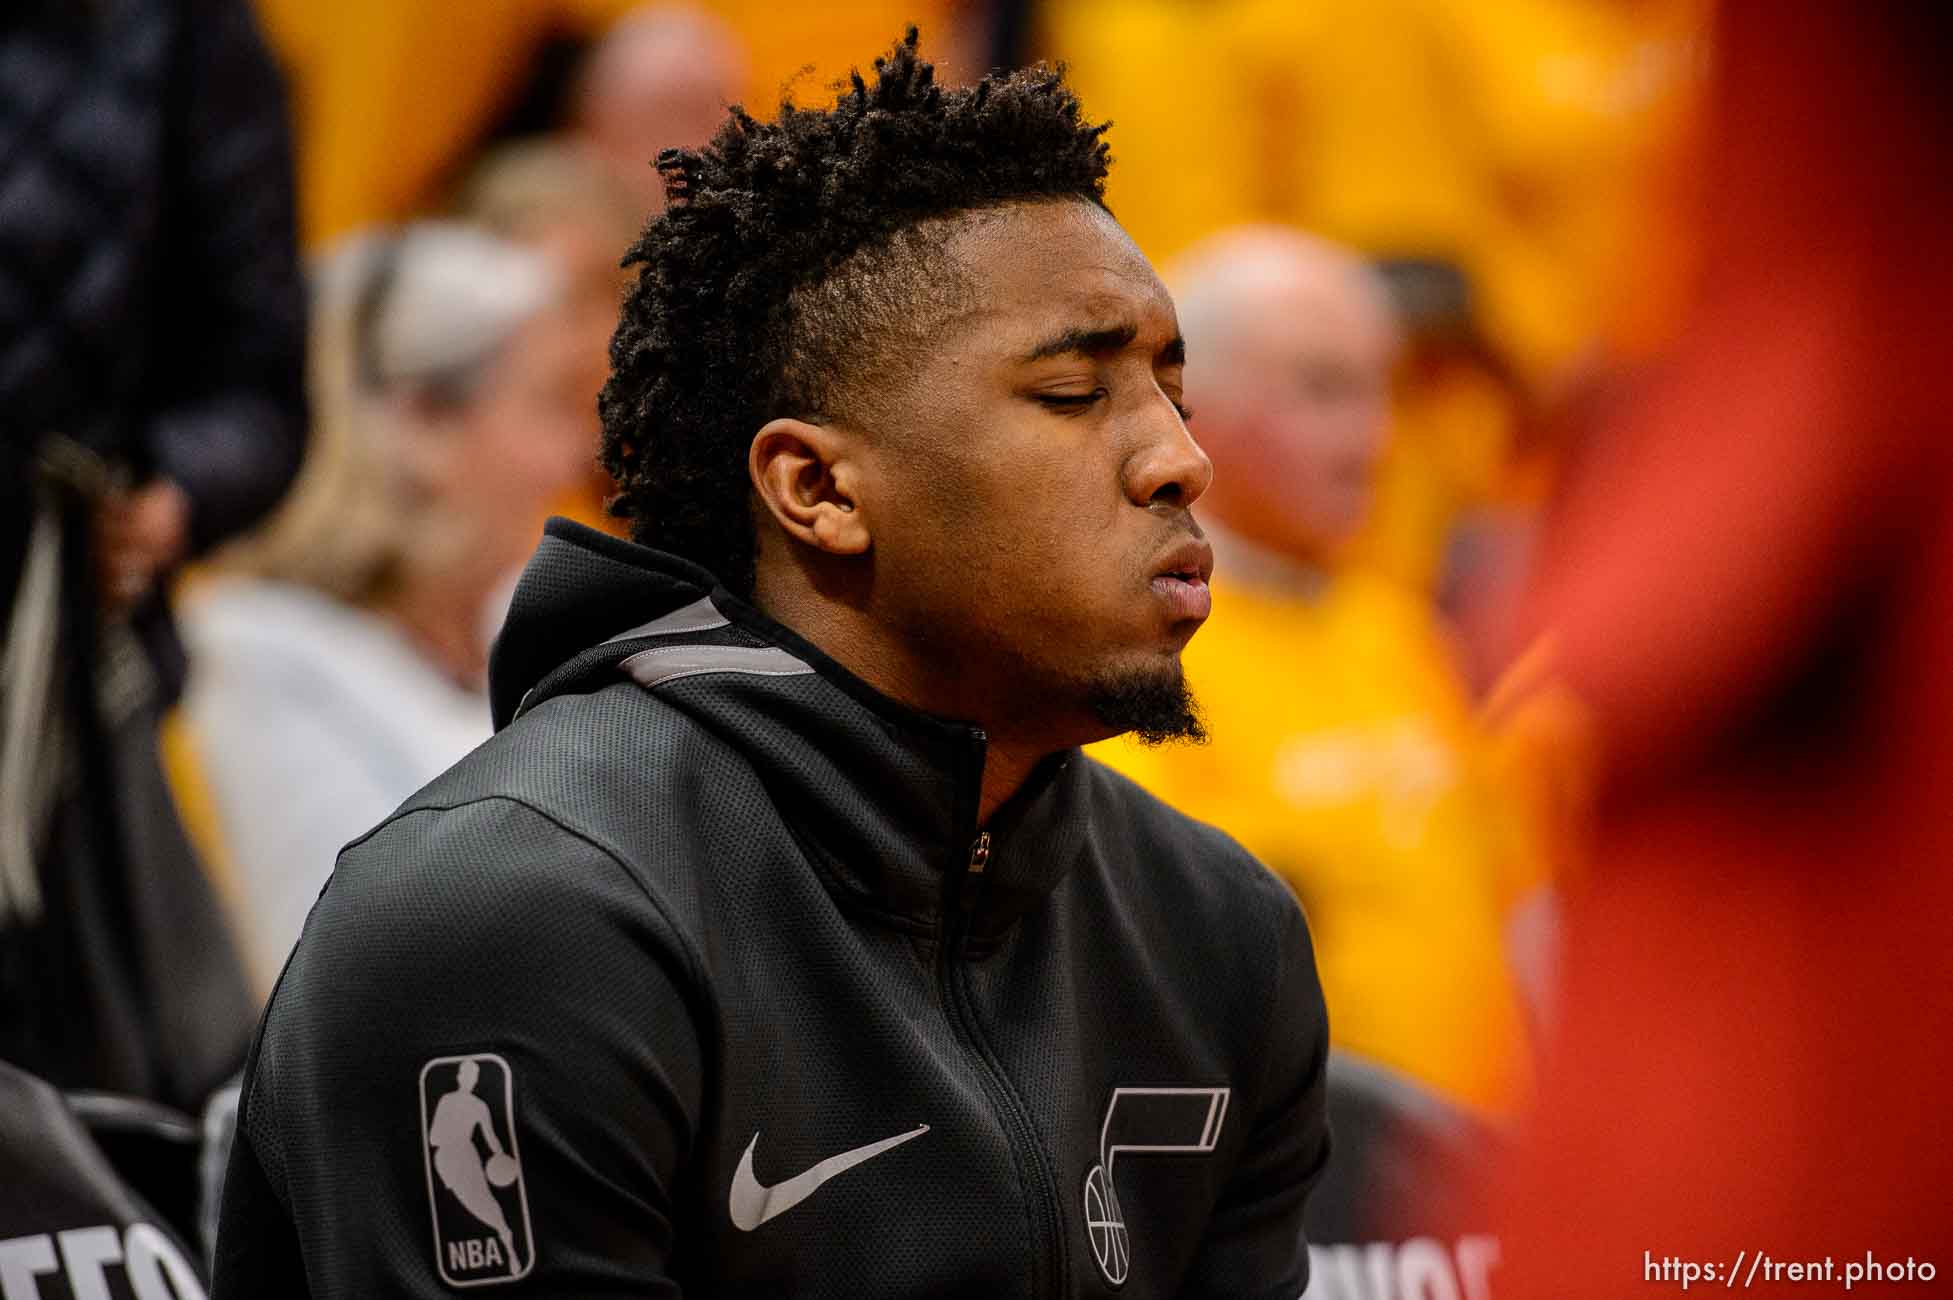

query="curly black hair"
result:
[598,27,1113,595]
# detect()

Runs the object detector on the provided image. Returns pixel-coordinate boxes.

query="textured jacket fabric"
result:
[214,519,1331,1298]
[0,0,298,1111]
[0,0,305,576]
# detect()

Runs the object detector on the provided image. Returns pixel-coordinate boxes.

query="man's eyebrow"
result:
[1019,324,1188,366]
[1020,323,1139,363]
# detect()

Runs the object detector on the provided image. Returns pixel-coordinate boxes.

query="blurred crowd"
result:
[4,0,1948,1294]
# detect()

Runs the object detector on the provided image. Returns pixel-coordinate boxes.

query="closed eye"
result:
[1032,390,1192,422]
[1034,389,1106,412]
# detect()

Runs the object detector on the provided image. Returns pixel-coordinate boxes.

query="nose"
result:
[1123,399,1214,511]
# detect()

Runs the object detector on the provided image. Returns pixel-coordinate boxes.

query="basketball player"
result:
[214,31,1330,1297]
[426,1060,518,1275]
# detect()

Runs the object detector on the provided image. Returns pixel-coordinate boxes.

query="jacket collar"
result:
[492,519,1088,941]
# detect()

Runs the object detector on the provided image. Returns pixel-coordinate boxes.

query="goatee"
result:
[1087,666,1207,746]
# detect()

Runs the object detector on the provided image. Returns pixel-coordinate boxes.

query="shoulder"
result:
[1072,754,1326,1117]
[244,789,711,1268]
[306,793,694,991]
[1076,753,1306,947]
[390,675,757,875]
[304,678,756,975]
[182,577,353,655]
[1080,755,1275,869]
[182,578,429,701]
[261,791,711,1137]
[183,579,488,784]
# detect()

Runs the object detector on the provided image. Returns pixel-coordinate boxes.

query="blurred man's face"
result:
[853,200,1215,744]
[576,14,747,217]
[525,216,632,498]
[1190,264,1396,562]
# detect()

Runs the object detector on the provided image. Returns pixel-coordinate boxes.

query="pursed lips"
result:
[1148,533,1214,624]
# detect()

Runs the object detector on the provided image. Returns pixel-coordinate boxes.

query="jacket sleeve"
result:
[213,798,706,1298]
[148,0,306,554]
[1179,884,1333,1300]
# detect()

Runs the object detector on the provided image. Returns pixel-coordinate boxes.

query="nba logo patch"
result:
[419,1054,536,1287]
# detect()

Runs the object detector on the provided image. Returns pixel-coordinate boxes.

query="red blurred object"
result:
[1490,1,1953,1292]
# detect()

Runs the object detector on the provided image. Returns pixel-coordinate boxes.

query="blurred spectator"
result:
[252,0,638,244]
[455,137,642,532]
[1093,227,1537,1117]
[1359,257,1533,606]
[1031,0,1701,391]
[253,0,969,246]
[179,224,588,989]
[568,4,747,217]
[1483,1,1953,1288]
[0,0,302,1109]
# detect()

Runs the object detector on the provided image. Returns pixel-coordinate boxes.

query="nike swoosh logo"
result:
[728,1123,930,1231]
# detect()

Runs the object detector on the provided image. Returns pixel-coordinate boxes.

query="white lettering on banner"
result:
[57,1226,121,1300]
[124,1224,205,1300]
[0,1226,205,1300]
[1301,1235,1502,1300]
[1456,1235,1501,1300]
[0,1236,58,1300]
[1396,1238,1461,1300]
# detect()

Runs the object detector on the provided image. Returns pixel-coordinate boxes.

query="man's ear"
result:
[749,417,872,557]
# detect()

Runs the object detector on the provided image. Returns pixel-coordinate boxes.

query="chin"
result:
[1082,657,1207,746]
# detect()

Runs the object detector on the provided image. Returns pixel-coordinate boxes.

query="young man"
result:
[214,32,1329,1298]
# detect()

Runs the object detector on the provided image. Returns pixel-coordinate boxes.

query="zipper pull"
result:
[967,831,991,875]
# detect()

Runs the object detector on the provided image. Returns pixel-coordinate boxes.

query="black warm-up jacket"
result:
[213,519,1331,1299]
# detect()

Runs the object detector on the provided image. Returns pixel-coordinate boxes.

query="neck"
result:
[377,567,497,691]
[973,731,1056,824]
[752,570,1068,826]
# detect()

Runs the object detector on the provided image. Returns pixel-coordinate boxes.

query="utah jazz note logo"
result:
[1083,1086,1230,1288]
[419,1054,535,1286]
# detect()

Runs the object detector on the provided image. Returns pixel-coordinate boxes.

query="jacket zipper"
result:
[939,732,1067,1298]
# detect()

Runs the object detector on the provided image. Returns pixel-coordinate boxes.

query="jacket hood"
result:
[488,518,723,729]
[486,518,1091,943]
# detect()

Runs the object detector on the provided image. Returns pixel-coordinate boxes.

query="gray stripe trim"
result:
[511,600,752,722]
[620,644,815,690]
[601,596,730,645]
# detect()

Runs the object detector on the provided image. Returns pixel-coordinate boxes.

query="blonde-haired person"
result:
[180,223,593,989]
[454,136,641,534]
